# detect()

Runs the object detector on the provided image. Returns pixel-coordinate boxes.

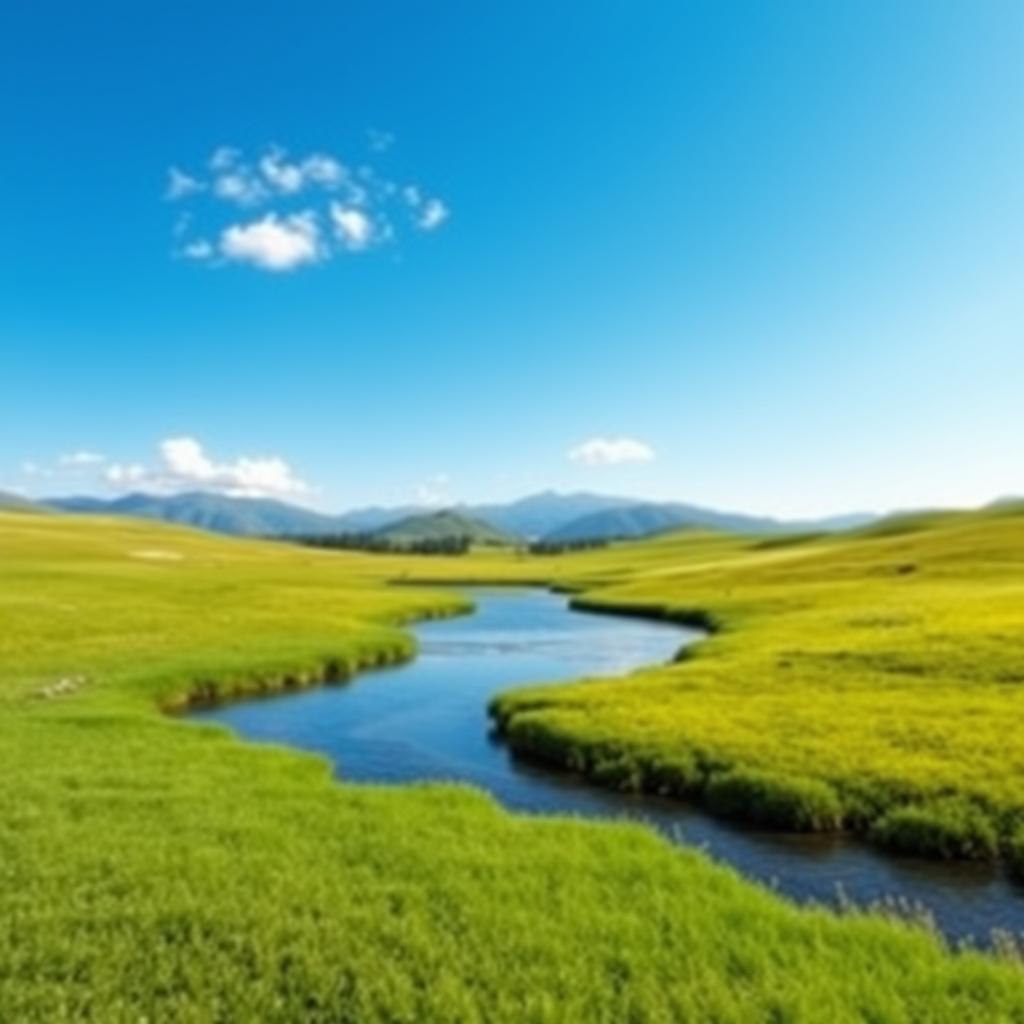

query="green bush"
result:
[871,799,998,860]
[644,750,703,797]
[704,767,844,832]
[503,712,583,771]
[591,753,643,792]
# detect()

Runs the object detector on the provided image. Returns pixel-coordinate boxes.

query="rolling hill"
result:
[0,491,50,514]
[373,509,516,546]
[49,491,339,536]
[545,502,874,543]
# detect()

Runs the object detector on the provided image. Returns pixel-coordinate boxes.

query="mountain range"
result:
[50,491,341,536]
[43,489,876,543]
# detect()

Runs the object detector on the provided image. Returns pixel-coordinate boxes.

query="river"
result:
[191,587,1024,946]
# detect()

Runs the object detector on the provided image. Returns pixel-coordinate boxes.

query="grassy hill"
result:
[546,502,874,543]
[0,490,51,514]
[3,510,1024,1019]
[374,509,516,546]
[50,490,340,536]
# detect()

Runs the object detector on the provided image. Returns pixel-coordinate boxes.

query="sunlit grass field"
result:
[4,508,1024,1021]
[414,507,1024,863]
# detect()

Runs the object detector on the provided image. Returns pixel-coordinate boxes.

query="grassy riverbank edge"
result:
[161,598,474,714]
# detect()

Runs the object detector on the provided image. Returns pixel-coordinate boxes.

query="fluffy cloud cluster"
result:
[568,437,656,466]
[104,437,311,499]
[166,142,449,272]
[18,438,312,501]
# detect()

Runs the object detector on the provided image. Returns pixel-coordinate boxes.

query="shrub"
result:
[591,754,643,793]
[644,751,703,798]
[503,713,583,771]
[703,767,843,832]
[871,799,998,861]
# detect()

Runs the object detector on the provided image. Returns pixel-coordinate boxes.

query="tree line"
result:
[283,534,612,557]
[290,533,473,556]
[526,538,610,555]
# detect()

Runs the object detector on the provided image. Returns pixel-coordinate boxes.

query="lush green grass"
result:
[4,510,1024,1021]
[410,507,1024,864]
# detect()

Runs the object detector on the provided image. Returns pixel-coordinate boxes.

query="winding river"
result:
[191,587,1024,946]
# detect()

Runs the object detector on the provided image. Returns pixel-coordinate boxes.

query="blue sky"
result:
[2,1,1021,516]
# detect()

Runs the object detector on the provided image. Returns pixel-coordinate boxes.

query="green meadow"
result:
[486,508,1024,865]
[4,508,1024,1021]
[409,507,1024,865]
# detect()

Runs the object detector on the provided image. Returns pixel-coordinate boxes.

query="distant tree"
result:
[527,538,610,555]
[282,532,473,556]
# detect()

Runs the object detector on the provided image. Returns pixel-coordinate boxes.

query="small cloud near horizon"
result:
[568,437,656,466]
[104,437,312,500]
[58,451,106,468]
[166,141,449,273]
[414,473,453,508]
[20,438,314,502]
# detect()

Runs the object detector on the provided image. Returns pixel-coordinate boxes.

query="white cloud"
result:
[568,437,656,466]
[301,153,344,187]
[417,198,449,231]
[20,460,50,478]
[105,462,148,487]
[265,150,346,191]
[166,167,205,200]
[402,186,449,231]
[59,451,106,467]
[415,473,452,507]
[259,149,305,193]
[329,202,373,250]
[209,146,241,171]
[167,142,447,272]
[214,170,269,206]
[220,212,321,271]
[106,437,311,500]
